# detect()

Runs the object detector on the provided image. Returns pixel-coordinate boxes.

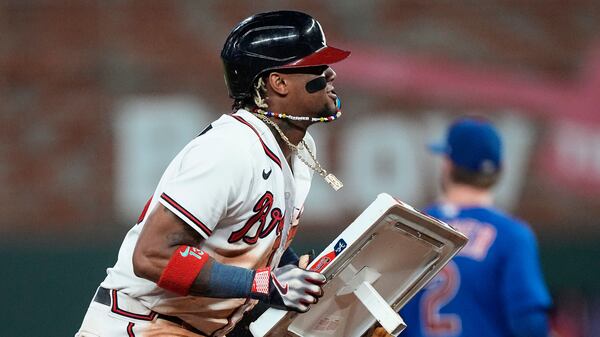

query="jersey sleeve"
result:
[500,225,552,331]
[158,133,254,239]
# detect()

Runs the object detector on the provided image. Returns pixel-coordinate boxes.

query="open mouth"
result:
[327,90,338,102]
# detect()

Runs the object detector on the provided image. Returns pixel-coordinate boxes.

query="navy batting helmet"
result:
[221,10,350,100]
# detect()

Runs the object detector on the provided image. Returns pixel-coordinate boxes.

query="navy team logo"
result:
[310,238,348,273]
[334,239,347,254]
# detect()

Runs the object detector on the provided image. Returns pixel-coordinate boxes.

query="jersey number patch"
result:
[420,261,462,336]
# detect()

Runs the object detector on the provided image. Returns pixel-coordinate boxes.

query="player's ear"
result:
[267,72,289,96]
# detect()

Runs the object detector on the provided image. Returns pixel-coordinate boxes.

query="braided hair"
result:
[231,76,268,113]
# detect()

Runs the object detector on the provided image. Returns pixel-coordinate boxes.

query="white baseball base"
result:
[250,193,468,337]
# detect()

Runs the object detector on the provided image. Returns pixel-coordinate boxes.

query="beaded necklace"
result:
[250,78,343,191]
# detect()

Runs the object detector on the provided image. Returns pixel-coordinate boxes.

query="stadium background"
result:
[1,1,599,336]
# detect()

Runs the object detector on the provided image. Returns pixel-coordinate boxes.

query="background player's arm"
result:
[502,227,552,337]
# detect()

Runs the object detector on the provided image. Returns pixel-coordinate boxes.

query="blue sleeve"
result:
[510,311,549,337]
[203,260,254,298]
[500,226,551,336]
[278,247,300,267]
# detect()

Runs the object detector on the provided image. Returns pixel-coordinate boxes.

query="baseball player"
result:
[399,117,552,337]
[75,10,350,337]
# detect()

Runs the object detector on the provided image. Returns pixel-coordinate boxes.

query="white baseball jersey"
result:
[101,109,315,336]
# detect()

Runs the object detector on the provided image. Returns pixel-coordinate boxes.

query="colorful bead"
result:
[251,108,341,123]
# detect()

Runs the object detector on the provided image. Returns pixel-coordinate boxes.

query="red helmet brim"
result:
[283,46,351,67]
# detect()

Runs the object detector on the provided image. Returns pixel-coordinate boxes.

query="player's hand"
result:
[298,253,311,269]
[250,265,326,313]
[369,327,393,337]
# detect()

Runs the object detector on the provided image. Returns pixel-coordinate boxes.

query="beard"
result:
[317,94,338,118]
[318,103,336,118]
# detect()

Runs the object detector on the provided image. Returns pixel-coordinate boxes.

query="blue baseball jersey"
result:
[400,204,551,337]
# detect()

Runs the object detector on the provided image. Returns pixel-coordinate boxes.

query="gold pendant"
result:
[324,173,343,191]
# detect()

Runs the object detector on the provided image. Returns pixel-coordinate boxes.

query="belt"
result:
[93,287,207,335]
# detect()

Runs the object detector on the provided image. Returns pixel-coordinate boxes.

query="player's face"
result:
[322,67,339,116]
[279,65,338,118]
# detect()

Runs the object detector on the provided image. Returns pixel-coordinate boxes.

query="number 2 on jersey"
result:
[420,261,461,336]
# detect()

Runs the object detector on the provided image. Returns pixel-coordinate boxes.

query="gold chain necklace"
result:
[254,113,343,191]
